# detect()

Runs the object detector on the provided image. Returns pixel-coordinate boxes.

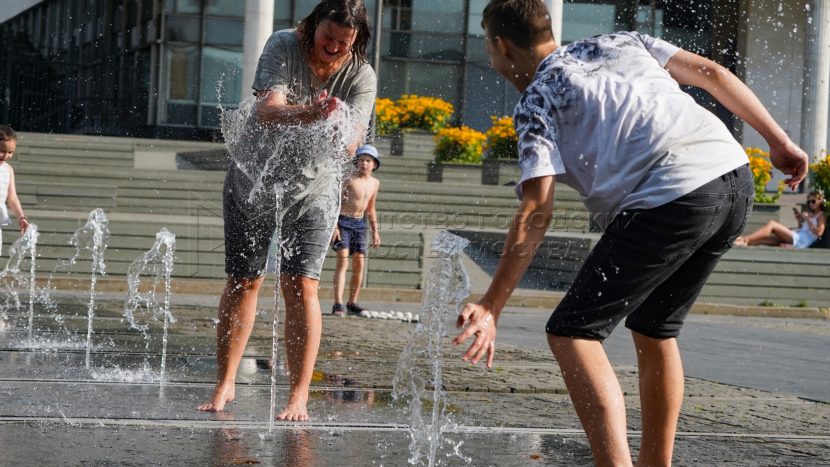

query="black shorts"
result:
[546,165,754,340]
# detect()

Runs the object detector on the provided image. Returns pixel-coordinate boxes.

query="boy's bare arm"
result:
[367,179,380,247]
[452,176,555,367]
[665,50,808,189]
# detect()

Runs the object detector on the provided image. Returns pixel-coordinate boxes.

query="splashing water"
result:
[123,228,176,384]
[55,209,110,368]
[393,231,471,466]
[0,224,39,336]
[268,185,284,432]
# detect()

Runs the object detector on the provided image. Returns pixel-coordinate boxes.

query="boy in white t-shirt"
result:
[452,1,808,466]
[0,126,30,253]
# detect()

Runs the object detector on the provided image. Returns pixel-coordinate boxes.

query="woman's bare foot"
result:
[734,236,748,246]
[276,395,309,422]
[198,383,235,412]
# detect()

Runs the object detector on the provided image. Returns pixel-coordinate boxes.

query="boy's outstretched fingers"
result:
[452,303,498,368]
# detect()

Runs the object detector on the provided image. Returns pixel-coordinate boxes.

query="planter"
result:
[380,129,435,157]
[426,162,482,183]
[482,158,520,185]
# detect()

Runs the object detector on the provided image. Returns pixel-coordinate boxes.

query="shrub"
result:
[396,94,454,133]
[374,98,401,136]
[433,126,486,164]
[810,153,830,197]
[746,147,784,204]
[484,116,518,159]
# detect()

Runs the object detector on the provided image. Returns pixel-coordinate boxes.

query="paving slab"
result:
[0,296,829,466]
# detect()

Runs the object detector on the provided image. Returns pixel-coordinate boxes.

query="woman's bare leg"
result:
[198,276,265,412]
[736,220,793,246]
[276,274,323,421]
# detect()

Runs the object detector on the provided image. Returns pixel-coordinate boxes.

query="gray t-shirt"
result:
[252,29,377,128]
[226,29,377,208]
[514,32,748,229]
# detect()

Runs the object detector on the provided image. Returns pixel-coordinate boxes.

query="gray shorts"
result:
[223,165,341,280]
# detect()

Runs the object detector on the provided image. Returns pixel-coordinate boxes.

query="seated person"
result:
[735,191,825,247]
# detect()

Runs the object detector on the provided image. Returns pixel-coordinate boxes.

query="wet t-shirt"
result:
[227,28,377,210]
[252,29,376,128]
[513,31,748,229]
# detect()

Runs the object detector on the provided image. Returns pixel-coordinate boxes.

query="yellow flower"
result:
[433,125,486,164]
[485,115,518,159]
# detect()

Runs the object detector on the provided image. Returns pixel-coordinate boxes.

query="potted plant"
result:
[428,125,486,182]
[745,147,785,231]
[810,153,830,196]
[374,97,402,153]
[481,115,520,185]
[388,94,454,156]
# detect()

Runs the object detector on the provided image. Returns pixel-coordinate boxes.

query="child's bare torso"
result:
[340,173,379,218]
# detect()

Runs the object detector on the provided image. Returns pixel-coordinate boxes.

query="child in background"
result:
[0,125,30,252]
[331,144,381,316]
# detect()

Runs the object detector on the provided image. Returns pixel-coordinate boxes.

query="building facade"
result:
[0,0,812,145]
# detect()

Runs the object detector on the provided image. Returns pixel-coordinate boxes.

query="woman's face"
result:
[312,19,358,65]
[807,196,822,212]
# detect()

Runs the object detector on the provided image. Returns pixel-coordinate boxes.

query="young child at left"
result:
[331,144,381,316]
[0,125,30,252]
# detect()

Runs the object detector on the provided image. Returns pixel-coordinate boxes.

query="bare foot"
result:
[276,397,309,422]
[198,383,235,412]
[734,236,748,246]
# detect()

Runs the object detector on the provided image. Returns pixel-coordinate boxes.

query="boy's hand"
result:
[372,232,380,248]
[331,227,340,244]
[769,139,809,190]
[18,217,28,233]
[452,302,498,368]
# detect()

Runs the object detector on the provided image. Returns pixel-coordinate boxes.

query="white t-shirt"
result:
[513,31,748,229]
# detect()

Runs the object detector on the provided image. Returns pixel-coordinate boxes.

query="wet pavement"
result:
[0,294,828,466]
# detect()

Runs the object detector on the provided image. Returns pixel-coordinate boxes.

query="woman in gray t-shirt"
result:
[199,0,377,422]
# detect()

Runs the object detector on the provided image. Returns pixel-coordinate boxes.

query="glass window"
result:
[167,0,201,14]
[384,31,464,61]
[205,0,244,17]
[294,0,319,22]
[165,15,201,42]
[562,3,616,44]
[274,0,291,22]
[379,60,461,105]
[165,44,199,102]
[201,46,243,105]
[204,18,244,46]
[468,0,487,35]
[430,2,462,32]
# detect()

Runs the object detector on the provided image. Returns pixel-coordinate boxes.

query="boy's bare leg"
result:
[549,335,633,467]
[198,276,264,412]
[632,332,683,467]
[737,220,793,245]
[333,249,349,305]
[348,253,365,304]
[277,273,323,421]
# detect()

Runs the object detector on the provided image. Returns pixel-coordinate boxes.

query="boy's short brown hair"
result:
[481,0,554,48]
[0,125,16,141]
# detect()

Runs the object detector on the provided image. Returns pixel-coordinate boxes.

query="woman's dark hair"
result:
[481,0,554,48]
[298,0,371,64]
